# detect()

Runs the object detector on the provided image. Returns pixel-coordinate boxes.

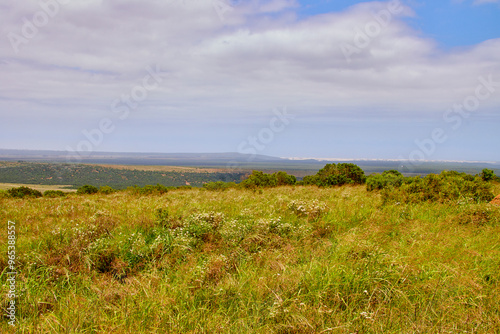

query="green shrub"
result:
[203,181,237,191]
[43,190,67,198]
[176,185,193,190]
[367,170,404,191]
[128,184,169,195]
[303,163,366,187]
[381,171,494,204]
[77,185,99,195]
[99,186,116,194]
[7,186,43,198]
[240,170,296,189]
[273,171,297,186]
[480,168,496,182]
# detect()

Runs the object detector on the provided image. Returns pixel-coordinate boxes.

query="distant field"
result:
[92,163,228,174]
[0,183,76,192]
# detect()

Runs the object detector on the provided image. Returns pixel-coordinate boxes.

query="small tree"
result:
[273,171,297,186]
[44,190,67,198]
[77,185,99,195]
[480,169,495,182]
[305,163,366,187]
[99,186,116,194]
[8,186,42,198]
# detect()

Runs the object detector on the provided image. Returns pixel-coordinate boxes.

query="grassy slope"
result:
[1,185,500,333]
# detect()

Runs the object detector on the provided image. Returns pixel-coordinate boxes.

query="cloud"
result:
[1,0,499,153]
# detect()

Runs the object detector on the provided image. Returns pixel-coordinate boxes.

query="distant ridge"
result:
[0,149,499,176]
[0,149,285,166]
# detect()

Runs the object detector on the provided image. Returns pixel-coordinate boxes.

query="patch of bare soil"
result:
[491,195,500,206]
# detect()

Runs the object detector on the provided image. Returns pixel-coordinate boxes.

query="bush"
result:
[367,170,404,191]
[128,184,169,195]
[176,185,193,190]
[43,190,67,198]
[274,171,297,186]
[303,163,366,187]
[77,185,99,195]
[240,170,296,189]
[381,171,494,204]
[480,169,496,182]
[99,186,116,194]
[7,186,43,198]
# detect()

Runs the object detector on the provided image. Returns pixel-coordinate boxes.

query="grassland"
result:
[0,183,75,193]
[0,162,246,189]
[1,183,500,333]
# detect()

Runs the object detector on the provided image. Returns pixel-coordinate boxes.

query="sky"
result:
[1,0,499,163]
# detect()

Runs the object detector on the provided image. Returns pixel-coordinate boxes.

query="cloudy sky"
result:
[1,0,499,162]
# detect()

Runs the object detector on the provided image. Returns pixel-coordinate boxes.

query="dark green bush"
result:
[176,185,193,190]
[203,181,235,191]
[303,163,366,187]
[43,190,67,198]
[77,185,99,195]
[7,186,43,198]
[240,170,296,189]
[480,169,496,182]
[367,170,405,191]
[381,171,494,204]
[99,186,116,194]
[128,184,169,195]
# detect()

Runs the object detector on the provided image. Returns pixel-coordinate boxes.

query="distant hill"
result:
[1,149,499,177]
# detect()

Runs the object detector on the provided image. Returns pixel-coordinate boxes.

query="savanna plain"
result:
[1,179,500,333]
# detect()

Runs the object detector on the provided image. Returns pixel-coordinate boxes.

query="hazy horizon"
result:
[1,147,499,165]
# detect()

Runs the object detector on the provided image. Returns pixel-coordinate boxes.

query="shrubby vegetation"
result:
[99,186,116,195]
[480,168,496,182]
[77,185,99,195]
[0,162,246,189]
[7,186,43,198]
[241,170,297,188]
[43,190,67,198]
[202,181,237,191]
[367,170,494,204]
[127,183,170,195]
[302,163,366,186]
[366,170,404,191]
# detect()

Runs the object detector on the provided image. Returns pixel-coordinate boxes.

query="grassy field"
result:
[0,183,76,193]
[91,164,228,174]
[1,184,500,333]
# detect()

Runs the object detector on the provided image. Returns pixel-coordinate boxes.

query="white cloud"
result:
[1,0,499,151]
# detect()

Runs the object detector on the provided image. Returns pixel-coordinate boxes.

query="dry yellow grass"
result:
[89,163,227,174]
[0,183,76,192]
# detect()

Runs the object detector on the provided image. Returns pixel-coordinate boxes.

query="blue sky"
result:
[1,0,499,162]
[297,0,500,48]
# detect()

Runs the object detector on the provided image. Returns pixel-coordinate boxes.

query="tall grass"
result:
[1,185,500,333]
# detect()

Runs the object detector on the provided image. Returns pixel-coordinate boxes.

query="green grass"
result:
[1,185,500,333]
